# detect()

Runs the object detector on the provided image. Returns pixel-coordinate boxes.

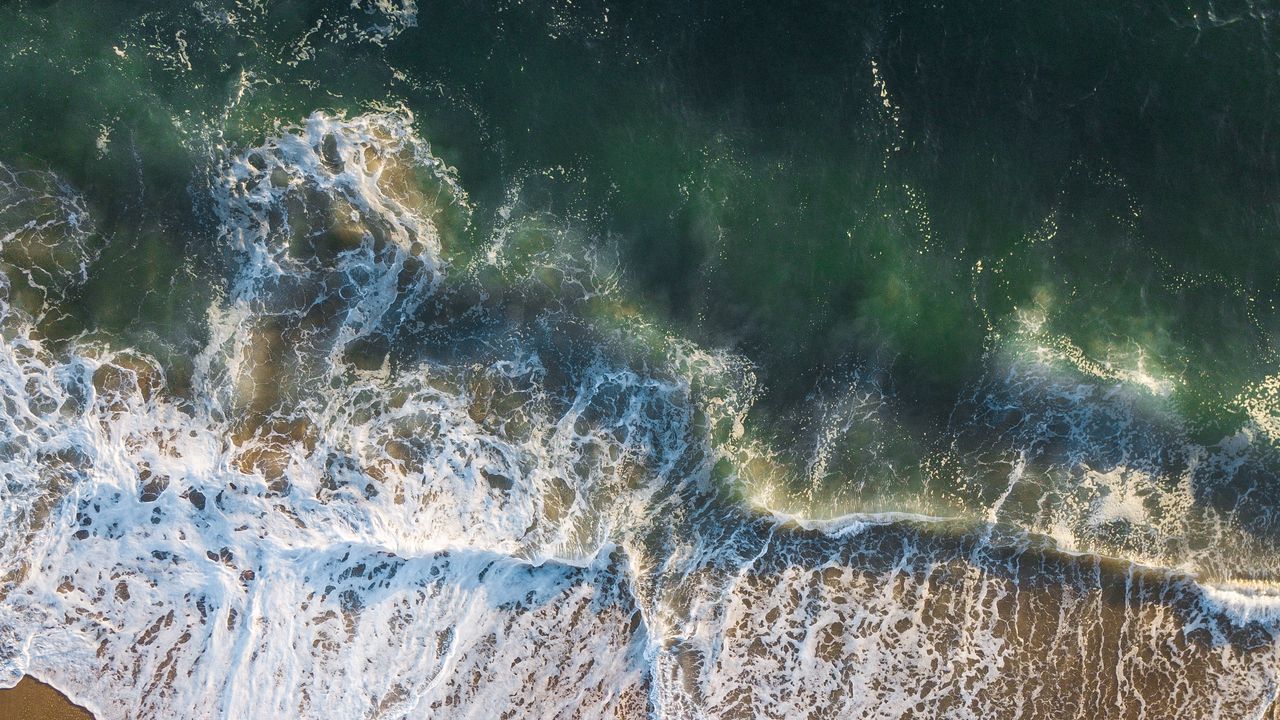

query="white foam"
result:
[1,115,1279,719]
[1199,581,1280,626]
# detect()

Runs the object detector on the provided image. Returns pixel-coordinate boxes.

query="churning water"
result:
[3,1,1280,718]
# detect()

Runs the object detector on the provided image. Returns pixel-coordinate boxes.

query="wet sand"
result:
[0,676,94,720]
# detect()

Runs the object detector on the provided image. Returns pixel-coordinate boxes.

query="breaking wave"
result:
[1,113,1279,719]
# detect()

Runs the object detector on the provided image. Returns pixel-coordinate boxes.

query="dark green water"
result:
[6,1,1279,432]
[4,1,1280,717]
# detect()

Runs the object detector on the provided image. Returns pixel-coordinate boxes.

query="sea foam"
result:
[1,115,1279,719]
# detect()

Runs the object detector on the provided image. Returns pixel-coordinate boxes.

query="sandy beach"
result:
[0,676,94,720]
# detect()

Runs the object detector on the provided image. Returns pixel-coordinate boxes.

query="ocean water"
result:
[2,1,1280,717]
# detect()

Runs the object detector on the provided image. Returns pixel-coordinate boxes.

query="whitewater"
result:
[0,108,1275,719]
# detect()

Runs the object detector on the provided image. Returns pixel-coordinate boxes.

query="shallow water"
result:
[2,1,1280,718]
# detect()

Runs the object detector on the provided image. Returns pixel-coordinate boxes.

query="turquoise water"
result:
[2,1,1280,717]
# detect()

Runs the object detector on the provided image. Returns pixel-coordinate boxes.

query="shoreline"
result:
[0,676,95,720]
